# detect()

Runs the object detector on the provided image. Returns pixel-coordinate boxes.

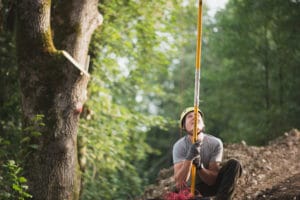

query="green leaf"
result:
[31,131,42,137]
[28,144,39,150]
[19,177,27,183]
[20,137,31,144]
[12,184,21,192]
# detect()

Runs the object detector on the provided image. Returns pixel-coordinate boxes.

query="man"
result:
[172,107,242,200]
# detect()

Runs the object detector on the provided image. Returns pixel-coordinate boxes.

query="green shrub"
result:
[0,160,32,200]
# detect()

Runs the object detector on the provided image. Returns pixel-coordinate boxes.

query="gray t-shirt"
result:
[172,133,223,168]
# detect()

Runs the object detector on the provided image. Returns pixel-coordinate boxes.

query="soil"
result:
[138,129,300,200]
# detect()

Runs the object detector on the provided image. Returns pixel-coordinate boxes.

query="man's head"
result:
[179,107,204,135]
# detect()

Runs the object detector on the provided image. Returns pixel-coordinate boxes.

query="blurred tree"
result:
[79,0,177,199]
[0,32,21,160]
[204,0,300,144]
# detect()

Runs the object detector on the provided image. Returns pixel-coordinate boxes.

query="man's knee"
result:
[226,159,242,177]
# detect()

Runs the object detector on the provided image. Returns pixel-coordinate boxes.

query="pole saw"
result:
[191,0,203,196]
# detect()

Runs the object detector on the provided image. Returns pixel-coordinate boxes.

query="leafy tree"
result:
[79,1,177,198]
[204,0,300,144]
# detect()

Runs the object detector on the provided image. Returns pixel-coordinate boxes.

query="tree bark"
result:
[16,0,102,199]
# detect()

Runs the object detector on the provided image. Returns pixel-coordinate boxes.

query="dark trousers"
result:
[195,159,242,200]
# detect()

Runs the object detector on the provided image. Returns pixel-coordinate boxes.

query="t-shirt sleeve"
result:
[172,141,186,164]
[210,139,223,163]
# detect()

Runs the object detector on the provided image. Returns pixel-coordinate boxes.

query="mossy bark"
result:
[16,0,102,199]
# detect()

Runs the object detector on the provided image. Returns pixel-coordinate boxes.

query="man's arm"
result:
[174,160,192,188]
[173,140,201,188]
[198,161,220,186]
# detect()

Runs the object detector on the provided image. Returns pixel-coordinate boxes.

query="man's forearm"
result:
[174,160,192,187]
[198,166,219,186]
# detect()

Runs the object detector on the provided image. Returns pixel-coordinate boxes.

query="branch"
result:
[62,50,90,77]
[51,0,102,66]
[16,0,56,54]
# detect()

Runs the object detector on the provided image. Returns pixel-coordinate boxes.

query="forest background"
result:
[0,0,299,199]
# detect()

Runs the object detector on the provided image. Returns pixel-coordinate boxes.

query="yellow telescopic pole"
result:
[191,0,203,196]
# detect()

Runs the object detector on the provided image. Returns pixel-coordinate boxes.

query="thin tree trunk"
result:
[263,27,270,111]
[16,0,102,199]
[278,65,283,108]
[264,57,270,110]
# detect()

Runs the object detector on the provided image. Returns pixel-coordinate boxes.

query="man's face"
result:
[184,111,204,135]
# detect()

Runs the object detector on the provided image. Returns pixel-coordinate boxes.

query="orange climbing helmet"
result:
[179,107,204,129]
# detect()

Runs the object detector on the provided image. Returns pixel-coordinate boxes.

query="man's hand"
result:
[193,156,202,169]
[185,141,201,161]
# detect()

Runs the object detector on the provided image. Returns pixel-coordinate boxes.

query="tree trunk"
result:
[262,27,270,111]
[16,0,102,199]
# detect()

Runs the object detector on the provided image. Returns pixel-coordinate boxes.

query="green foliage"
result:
[0,160,32,200]
[21,114,44,154]
[79,104,169,199]
[80,0,176,199]
[202,0,300,144]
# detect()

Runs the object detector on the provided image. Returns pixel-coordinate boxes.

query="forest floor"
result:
[138,129,300,200]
